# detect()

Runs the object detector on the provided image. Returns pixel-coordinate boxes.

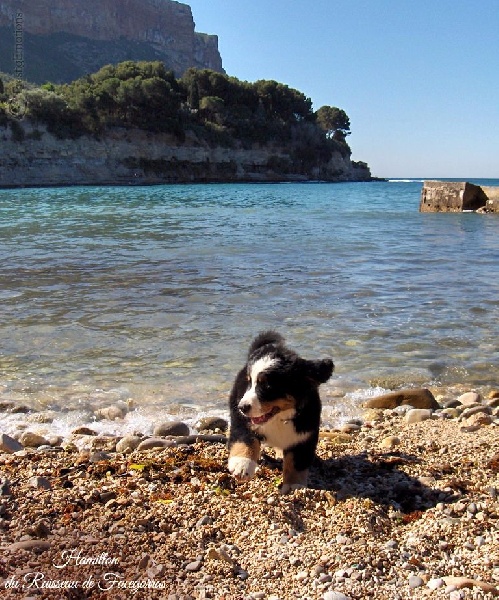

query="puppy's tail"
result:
[248,330,284,357]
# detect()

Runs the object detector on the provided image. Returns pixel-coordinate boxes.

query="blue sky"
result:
[187,0,499,178]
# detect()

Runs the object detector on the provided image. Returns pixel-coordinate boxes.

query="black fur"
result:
[228,330,334,491]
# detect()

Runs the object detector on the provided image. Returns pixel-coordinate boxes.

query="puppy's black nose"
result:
[239,403,251,415]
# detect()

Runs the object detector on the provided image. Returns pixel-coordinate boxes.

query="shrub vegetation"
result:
[0,62,353,168]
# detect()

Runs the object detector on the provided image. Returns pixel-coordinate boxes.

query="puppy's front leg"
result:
[228,439,261,480]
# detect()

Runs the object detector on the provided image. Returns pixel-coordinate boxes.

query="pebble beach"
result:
[1,387,498,599]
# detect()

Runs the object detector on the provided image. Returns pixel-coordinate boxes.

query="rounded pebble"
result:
[196,417,228,432]
[116,435,142,453]
[408,575,424,588]
[185,560,202,572]
[18,431,50,448]
[323,592,352,600]
[427,578,444,590]
[136,437,176,451]
[405,408,433,424]
[153,421,189,437]
[72,427,97,436]
[457,391,481,405]
[28,476,51,490]
[380,435,400,449]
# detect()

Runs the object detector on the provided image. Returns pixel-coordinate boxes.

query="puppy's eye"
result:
[257,374,269,388]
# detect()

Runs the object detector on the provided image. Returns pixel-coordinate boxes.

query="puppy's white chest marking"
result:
[256,409,311,451]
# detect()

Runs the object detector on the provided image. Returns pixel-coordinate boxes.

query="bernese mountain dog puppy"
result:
[228,331,334,493]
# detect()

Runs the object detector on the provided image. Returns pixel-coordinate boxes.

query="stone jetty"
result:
[420,180,499,213]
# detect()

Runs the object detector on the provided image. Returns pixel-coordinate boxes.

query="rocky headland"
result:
[0,2,373,186]
[1,386,498,599]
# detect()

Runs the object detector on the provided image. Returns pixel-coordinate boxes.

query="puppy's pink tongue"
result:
[251,406,279,425]
[251,413,269,425]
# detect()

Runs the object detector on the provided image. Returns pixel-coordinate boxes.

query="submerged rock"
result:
[94,403,128,420]
[72,427,98,436]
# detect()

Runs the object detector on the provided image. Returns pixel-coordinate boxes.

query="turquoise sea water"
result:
[0,180,498,435]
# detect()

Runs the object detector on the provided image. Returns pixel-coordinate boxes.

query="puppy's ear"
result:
[302,358,334,384]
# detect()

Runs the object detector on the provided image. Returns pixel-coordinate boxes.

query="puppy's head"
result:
[237,340,334,426]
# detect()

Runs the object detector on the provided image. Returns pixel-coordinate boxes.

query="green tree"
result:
[315,106,351,140]
[58,61,183,134]
[199,95,224,121]
[255,80,313,122]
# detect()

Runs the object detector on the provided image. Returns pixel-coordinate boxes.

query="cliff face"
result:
[0,124,372,187]
[0,0,223,82]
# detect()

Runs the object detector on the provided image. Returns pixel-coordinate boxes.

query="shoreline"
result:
[1,382,497,450]
[1,387,498,599]
[0,178,382,191]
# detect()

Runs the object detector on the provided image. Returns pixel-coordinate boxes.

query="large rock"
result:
[364,388,438,410]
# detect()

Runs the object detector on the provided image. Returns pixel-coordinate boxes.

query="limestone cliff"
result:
[0,124,372,187]
[0,0,223,83]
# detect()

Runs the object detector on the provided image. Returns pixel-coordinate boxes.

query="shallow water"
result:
[1,180,498,435]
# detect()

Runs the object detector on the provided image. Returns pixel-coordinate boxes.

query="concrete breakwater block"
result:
[420,180,499,213]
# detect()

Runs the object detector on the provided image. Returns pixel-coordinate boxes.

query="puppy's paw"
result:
[279,483,306,495]
[228,456,257,479]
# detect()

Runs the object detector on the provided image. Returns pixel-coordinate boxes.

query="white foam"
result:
[388,179,424,183]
